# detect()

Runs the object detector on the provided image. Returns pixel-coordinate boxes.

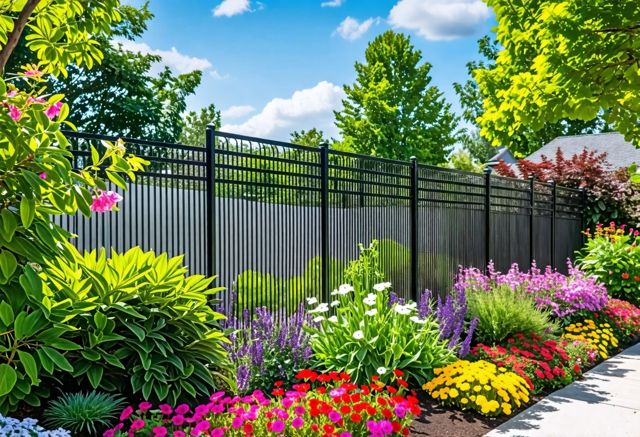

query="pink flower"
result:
[172,415,185,426]
[139,401,152,412]
[45,101,63,119]
[24,69,42,77]
[159,404,173,415]
[231,416,243,429]
[174,432,186,437]
[328,411,342,422]
[91,190,123,213]
[211,429,224,437]
[8,104,21,121]
[271,421,285,433]
[190,421,210,436]
[175,404,190,415]
[103,430,115,437]
[130,419,145,430]
[27,96,45,104]
[153,427,168,437]
[294,405,306,416]
[39,172,47,179]
[120,406,134,421]
[7,90,17,97]
[340,433,353,437]
[291,417,304,428]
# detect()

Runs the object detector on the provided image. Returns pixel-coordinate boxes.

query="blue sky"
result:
[122,0,495,141]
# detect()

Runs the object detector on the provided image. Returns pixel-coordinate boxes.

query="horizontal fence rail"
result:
[59,129,586,317]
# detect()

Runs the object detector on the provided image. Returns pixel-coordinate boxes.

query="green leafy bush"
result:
[43,392,126,436]
[466,284,558,344]
[43,247,231,404]
[578,222,640,305]
[0,72,146,413]
[308,242,456,385]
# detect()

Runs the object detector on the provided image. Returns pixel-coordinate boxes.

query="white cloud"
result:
[221,105,256,120]
[388,0,491,41]
[213,0,251,17]
[321,0,344,7]
[334,16,379,41]
[221,81,345,140]
[113,40,227,78]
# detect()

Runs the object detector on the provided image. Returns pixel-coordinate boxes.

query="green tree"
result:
[455,35,612,157]
[475,0,639,152]
[0,0,121,76]
[444,149,485,173]
[335,31,459,164]
[7,3,201,142]
[289,128,328,147]
[179,103,221,146]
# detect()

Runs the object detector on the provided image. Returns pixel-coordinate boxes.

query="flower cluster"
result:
[0,415,70,437]
[471,333,587,393]
[107,370,419,436]
[219,296,313,394]
[456,260,608,318]
[563,319,619,359]
[423,360,530,416]
[603,298,640,339]
[91,190,123,213]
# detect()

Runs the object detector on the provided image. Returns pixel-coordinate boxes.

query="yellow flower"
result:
[474,385,482,392]
[460,397,469,405]
[449,388,459,398]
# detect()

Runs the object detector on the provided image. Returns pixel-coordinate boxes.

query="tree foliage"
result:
[475,1,640,152]
[179,103,221,146]
[455,35,612,157]
[289,128,328,147]
[7,3,202,142]
[335,31,459,164]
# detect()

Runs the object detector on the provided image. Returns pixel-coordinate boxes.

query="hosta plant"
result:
[43,247,231,404]
[0,70,146,413]
[106,369,420,437]
[43,391,127,436]
[578,222,640,306]
[423,360,530,416]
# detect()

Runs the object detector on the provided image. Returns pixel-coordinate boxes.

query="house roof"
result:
[526,132,640,169]
[487,146,516,166]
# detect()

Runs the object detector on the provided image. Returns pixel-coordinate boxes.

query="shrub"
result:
[466,284,558,344]
[43,392,127,436]
[106,370,420,437]
[603,298,640,339]
[0,71,147,413]
[471,333,589,393]
[43,247,230,404]
[220,300,314,394]
[578,222,640,305]
[456,261,608,319]
[563,319,620,360]
[423,360,530,416]
[0,415,70,436]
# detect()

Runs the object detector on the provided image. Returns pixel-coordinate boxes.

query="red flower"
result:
[622,272,630,279]
[534,369,545,379]
[323,424,335,434]
[350,413,362,423]
[274,380,284,387]
[382,408,393,419]
[392,421,402,432]
[393,369,404,377]
[271,388,285,396]
[243,423,253,434]
[377,398,387,406]
[296,369,318,381]
[340,405,351,415]
[397,379,409,388]
[573,364,581,373]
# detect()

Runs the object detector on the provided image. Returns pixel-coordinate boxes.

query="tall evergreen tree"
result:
[335,31,459,164]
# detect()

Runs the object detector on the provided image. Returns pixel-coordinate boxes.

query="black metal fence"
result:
[58,129,586,314]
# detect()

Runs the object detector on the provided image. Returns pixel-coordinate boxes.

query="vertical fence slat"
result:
[529,175,535,265]
[550,180,557,267]
[319,142,330,303]
[484,167,492,269]
[409,156,418,301]
[205,126,215,278]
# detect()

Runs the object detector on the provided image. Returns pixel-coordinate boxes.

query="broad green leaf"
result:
[41,347,74,372]
[17,350,39,385]
[19,197,36,229]
[0,364,17,396]
[0,301,14,325]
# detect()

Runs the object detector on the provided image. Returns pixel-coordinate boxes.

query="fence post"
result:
[410,156,419,302]
[579,187,587,244]
[320,142,330,303]
[484,167,492,270]
[205,125,216,278]
[529,175,535,265]
[549,180,557,268]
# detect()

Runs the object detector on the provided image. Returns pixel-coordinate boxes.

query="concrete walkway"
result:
[485,342,640,437]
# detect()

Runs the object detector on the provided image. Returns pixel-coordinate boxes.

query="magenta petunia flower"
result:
[139,401,152,412]
[130,419,145,431]
[91,190,123,213]
[39,172,47,180]
[173,432,186,437]
[159,404,173,415]
[175,404,190,415]
[24,69,42,77]
[291,417,304,428]
[172,415,185,426]
[119,406,134,421]
[153,426,168,437]
[293,405,306,416]
[328,411,342,423]
[272,420,285,433]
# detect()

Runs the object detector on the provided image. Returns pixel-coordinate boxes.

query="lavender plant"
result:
[417,290,478,356]
[456,260,608,319]
[220,295,313,394]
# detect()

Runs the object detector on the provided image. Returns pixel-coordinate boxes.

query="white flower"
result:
[330,300,340,307]
[308,303,329,314]
[410,316,427,324]
[373,282,392,292]
[359,320,365,327]
[377,367,387,375]
[331,289,339,296]
[363,293,377,306]
[313,316,325,323]
[365,308,377,316]
[328,315,339,323]
[338,284,354,295]
[306,296,318,305]
[353,330,364,340]
[394,304,412,315]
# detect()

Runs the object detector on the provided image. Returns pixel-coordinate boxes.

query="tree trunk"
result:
[0,0,42,74]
